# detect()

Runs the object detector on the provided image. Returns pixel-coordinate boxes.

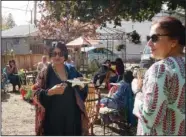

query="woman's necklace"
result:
[52,64,68,82]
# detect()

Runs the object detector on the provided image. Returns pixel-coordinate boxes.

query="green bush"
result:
[116,44,126,51]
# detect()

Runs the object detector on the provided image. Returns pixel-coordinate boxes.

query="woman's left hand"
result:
[135,78,143,101]
[137,78,143,90]
[77,77,84,81]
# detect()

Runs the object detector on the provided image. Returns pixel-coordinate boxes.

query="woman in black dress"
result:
[32,42,89,136]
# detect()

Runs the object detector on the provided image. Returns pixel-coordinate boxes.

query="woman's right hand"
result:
[48,83,67,96]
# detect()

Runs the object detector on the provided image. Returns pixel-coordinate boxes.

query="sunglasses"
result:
[147,34,170,43]
[51,52,64,57]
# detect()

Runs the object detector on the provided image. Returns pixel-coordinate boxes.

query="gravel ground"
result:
[1,63,138,136]
[1,92,35,135]
[1,90,136,136]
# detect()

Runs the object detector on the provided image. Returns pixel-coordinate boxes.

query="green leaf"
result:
[40,0,185,27]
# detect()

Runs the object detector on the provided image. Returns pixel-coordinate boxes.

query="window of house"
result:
[94,48,103,54]
[13,38,20,45]
[103,48,112,55]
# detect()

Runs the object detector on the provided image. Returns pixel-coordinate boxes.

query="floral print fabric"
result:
[133,57,185,135]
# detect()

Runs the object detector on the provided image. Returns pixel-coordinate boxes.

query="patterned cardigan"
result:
[133,57,185,135]
[32,65,89,136]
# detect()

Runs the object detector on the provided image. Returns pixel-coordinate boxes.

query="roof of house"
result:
[2,24,39,38]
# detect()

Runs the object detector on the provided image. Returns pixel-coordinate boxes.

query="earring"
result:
[171,44,176,48]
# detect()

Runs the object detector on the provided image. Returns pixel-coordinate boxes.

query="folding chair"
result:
[98,84,130,135]
[85,84,101,135]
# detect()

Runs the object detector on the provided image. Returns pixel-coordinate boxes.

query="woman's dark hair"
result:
[9,60,12,66]
[9,59,16,67]
[49,42,68,60]
[115,58,123,66]
[123,70,134,84]
[115,58,124,75]
[104,59,111,64]
[11,59,16,64]
[153,16,185,46]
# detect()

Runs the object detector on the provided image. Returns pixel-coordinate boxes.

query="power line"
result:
[18,4,29,10]
[2,9,13,15]
[2,4,30,15]
[19,4,28,9]
[2,6,31,12]
[2,6,33,24]
[25,1,30,15]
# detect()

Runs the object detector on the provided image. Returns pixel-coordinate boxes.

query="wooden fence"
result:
[1,54,49,71]
[2,53,86,71]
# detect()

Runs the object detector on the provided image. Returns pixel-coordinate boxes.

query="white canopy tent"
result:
[66,36,100,47]
[66,36,100,72]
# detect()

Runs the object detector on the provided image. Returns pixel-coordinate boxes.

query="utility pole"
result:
[6,42,8,64]
[34,1,37,26]
[31,10,33,24]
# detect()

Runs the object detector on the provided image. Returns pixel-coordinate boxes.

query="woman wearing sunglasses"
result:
[133,16,185,135]
[32,42,89,136]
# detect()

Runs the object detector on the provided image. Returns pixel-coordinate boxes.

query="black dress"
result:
[39,66,82,136]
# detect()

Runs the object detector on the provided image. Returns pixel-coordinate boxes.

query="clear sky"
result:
[2,1,41,26]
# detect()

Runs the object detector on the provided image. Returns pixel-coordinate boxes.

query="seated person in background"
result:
[2,64,10,80]
[1,66,10,90]
[99,70,136,126]
[37,56,49,72]
[65,55,75,66]
[7,60,22,92]
[93,60,111,87]
[109,58,124,83]
[100,70,134,109]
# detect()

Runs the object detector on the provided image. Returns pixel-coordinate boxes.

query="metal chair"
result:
[99,97,129,135]
[1,72,11,93]
[24,70,38,85]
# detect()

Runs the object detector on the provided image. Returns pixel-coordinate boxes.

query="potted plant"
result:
[127,30,141,44]
[116,44,126,51]
[18,69,26,85]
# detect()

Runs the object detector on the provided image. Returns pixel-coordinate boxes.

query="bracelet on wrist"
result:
[135,89,142,96]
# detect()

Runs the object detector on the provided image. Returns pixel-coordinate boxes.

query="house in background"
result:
[1,24,47,55]
[1,24,50,70]
[96,10,185,62]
